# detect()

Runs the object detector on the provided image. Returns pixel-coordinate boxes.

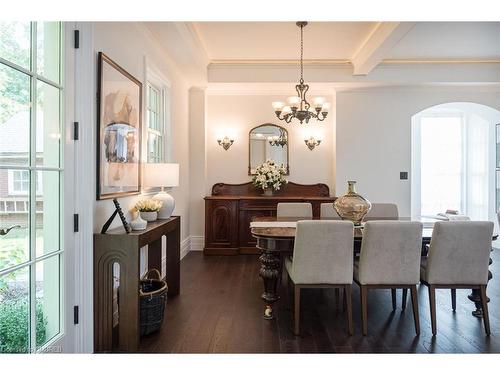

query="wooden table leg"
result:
[259,249,282,319]
[166,222,181,296]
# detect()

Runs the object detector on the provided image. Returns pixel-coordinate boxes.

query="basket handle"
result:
[139,282,168,297]
[142,268,162,281]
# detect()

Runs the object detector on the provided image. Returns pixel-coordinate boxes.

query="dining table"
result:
[250,216,497,320]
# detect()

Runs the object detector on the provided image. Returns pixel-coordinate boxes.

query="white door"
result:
[0,21,75,353]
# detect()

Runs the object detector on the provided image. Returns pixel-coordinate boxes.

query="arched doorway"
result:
[411,102,500,221]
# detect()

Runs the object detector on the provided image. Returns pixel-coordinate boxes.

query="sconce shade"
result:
[143,163,180,188]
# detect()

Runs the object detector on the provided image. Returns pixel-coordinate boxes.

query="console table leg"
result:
[468,255,493,318]
[259,250,281,320]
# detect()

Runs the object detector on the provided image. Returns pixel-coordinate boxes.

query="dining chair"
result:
[320,202,341,219]
[364,203,399,220]
[277,202,313,219]
[354,220,423,335]
[420,221,493,335]
[285,220,354,335]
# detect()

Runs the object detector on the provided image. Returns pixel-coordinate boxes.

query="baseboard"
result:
[190,235,204,251]
[181,237,190,260]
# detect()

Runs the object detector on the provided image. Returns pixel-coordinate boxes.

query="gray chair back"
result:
[364,203,399,220]
[358,221,422,285]
[320,203,341,219]
[292,220,354,284]
[277,203,312,219]
[424,221,493,285]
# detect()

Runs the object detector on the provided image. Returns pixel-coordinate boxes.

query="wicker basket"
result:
[139,269,168,336]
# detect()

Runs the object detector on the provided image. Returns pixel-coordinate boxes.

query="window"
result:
[0,22,63,353]
[8,170,42,195]
[411,103,499,221]
[145,64,171,164]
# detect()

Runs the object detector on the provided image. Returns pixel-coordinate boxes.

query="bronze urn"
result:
[334,180,372,225]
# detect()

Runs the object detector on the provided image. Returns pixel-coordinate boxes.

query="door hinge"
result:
[73,214,79,232]
[74,30,80,49]
[74,306,79,325]
[73,121,79,140]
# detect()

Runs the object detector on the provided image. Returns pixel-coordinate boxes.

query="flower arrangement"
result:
[134,199,163,212]
[252,159,288,193]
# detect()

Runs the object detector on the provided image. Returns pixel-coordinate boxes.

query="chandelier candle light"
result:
[272,22,331,124]
[268,127,288,147]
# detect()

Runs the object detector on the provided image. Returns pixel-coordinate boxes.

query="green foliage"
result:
[0,22,31,124]
[0,290,47,353]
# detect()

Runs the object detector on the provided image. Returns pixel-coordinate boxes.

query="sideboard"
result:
[204,182,336,255]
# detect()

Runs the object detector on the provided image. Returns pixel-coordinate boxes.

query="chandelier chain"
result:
[300,23,304,84]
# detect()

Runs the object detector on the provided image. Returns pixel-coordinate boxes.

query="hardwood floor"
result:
[139,251,500,353]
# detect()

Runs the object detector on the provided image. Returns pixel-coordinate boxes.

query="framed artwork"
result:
[96,52,142,200]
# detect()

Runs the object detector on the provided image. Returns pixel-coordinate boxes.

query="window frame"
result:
[7,169,43,195]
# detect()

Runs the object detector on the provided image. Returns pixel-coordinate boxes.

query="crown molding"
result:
[209,59,351,66]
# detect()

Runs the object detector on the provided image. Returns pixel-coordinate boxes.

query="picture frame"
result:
[96,52,142,200]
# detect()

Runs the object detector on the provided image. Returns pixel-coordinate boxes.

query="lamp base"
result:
[154,191,175,219]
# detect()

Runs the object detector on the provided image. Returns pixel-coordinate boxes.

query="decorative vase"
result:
[140,211,158,222]
[130,213,147,231]
[333,180,371,225]
[262,188,274,196]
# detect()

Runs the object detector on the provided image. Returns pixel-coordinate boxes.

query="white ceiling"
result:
[192,21,500,62]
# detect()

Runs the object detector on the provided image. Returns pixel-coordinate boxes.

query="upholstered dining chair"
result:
[277,202,313,219]
[420,221,493,335]
[320,202,341,219]
[364,203,399,220]
[285,220,354,335]
[354,221,423,335]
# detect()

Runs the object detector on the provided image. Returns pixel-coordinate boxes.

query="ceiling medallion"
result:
[272,22,331,125]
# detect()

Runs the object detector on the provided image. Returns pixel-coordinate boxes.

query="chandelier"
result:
[268,128,288,147]
[272,22,331,124]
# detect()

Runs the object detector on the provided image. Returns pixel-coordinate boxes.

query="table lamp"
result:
[143,163,180,219]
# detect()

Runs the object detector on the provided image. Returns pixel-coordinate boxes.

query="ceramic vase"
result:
[130,213,147,231]
[333,180,371,225]
[140,211,158,222]
[262,188,274,196]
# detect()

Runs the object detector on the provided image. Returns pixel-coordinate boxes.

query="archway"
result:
[411,102,500,221]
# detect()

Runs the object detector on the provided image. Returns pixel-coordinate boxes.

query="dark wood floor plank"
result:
[137,251,500,353]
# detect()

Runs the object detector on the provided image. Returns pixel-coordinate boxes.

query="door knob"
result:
[0,225,21,236]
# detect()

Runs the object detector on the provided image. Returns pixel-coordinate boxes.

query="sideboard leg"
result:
[259,250,281,320]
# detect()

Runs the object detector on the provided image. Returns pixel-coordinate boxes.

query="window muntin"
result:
[0,22,63,353]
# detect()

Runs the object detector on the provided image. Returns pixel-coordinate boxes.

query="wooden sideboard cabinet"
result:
[204,182,336,255]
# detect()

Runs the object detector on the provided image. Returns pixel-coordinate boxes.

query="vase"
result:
[262,188,274,196]
[140,211,158,222]
[130,213,147,231]
[333,180,371,225]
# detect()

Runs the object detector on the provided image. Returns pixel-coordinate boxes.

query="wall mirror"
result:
[248,123,289,175]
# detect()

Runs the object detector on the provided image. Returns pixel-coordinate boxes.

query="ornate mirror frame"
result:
[248,123,290,175]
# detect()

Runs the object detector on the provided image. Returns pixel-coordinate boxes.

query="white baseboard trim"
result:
[190,235,205,251]
[181,237,190,260]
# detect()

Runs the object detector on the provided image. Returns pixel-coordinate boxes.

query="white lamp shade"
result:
[143,163,179,188]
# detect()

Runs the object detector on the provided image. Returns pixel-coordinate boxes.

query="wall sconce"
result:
[217,136,234,151]
[304,137,321,151]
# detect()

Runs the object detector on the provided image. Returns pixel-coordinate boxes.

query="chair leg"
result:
[391,289,397,311]
[451,289,456,312]
[410,285,420,335]
[344,285,353,335]
[293,285,301,336]
[428,285,437,335]
[479,285,491,336]
[360,285,368,336]
[402,288,408,311]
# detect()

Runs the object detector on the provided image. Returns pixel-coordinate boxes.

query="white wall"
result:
[336,87,500,217]
[91,23,192,245]
[205,93,336,190]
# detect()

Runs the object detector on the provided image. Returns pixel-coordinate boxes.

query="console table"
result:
[204,182,335,255]
[94,216,180,352]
